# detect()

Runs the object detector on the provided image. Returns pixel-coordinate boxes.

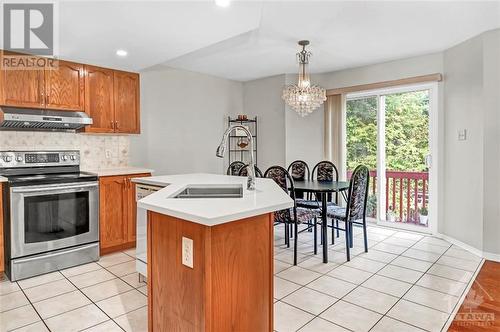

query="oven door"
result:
[10,181,99,258]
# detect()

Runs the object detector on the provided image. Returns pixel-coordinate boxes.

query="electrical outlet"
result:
[182,237,193,268]
[105,149,112,159]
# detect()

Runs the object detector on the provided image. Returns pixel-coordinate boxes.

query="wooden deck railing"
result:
[347,170,429,224]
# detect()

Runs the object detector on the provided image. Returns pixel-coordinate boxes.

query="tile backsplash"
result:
[0,131,130,170]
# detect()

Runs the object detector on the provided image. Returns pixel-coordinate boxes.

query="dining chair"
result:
[300,161,340,244]
[226,161,246,176]
[238,164,264,178]
[264,166,319,265]
[326,165,370,261]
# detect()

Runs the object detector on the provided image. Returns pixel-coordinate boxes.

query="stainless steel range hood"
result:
[0,107,93,131]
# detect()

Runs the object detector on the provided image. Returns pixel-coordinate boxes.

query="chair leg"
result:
[363,218,368,252]
[345,222,351,261]
[320,222,323,245]
[313,219,318,255]
[350,223,354,248]
[336,220,339,238]
[331,220,334,244]
[293,223,298,265]
[290,223,293,238]
[285,223,290,248]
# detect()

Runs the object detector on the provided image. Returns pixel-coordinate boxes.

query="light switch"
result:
[458,129,467,141]
[182,237,194,268]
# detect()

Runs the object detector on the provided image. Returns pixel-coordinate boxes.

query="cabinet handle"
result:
[110,121,115,130]
[116,121,119,130]
[41,91,45,106]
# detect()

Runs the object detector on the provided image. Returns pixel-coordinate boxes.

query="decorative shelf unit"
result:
[227,116,258,167]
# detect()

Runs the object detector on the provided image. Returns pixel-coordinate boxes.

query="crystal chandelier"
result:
[282,40,326,117]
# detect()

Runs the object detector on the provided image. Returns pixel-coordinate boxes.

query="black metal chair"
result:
[226,161,246,176]
[238,164,264,178]
[326,165,370,261]
[297,161,340,244]
[264,166,319,265]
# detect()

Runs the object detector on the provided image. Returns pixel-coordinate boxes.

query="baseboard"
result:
[483,251,500,262]
[435,232,500,263]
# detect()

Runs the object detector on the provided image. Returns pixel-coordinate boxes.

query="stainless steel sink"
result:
[173,184,243,199]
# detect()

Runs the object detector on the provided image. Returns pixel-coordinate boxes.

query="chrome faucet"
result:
[216,125,256,190]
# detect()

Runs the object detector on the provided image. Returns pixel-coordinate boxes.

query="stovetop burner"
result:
[5,171,98,186]
[0,150,97,186]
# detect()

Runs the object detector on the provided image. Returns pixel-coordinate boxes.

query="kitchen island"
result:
[137,173,293,332]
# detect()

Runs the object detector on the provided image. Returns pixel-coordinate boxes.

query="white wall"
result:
[442,35,484,250]
[482,30,500,256]
[242,75,286,171]
[130,66,243,175]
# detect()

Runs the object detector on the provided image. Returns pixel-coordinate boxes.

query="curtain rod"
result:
[326,73,443,96]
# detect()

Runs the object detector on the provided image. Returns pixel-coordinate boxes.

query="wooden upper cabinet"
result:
[0,54,45,107]
[114,71,140,134]
[45,60,85,111]
[99,176,128,250]
[84,65,114,133]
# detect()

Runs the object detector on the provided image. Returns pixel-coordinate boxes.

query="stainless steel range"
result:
[1,150,99,281]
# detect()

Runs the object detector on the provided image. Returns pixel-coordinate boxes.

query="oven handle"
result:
[12,243,98,264]
[11,182,98,193]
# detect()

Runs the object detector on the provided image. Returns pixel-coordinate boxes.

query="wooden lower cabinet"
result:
[148,211,274,332]
[0,183,3,273]
[99,173,150,255]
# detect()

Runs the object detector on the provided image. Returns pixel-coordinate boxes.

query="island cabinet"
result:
[147,211,274,332]
[0,184,3,273]
[99,173,150,254]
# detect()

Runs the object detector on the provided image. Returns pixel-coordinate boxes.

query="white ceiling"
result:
[2,1,499,81]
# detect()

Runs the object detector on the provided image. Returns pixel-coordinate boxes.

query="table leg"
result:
[321,192,328,263]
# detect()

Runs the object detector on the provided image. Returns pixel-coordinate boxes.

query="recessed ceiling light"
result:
[116,49,128,57]
[215,0,230,7]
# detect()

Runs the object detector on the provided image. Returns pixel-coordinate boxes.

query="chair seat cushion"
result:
[274,207,320,224]
[296,198,320,209]
[326,205,347,220]
[296,207,320,223]
[296,198,337,209]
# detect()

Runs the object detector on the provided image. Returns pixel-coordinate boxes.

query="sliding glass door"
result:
[346,84,437,232]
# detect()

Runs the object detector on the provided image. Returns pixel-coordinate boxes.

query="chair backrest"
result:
[226,161,246,176]
[238,164,264,178]
[264,166,296,222]
[312,161,339,182]
[346,165,370,222]
[287,160,310,181]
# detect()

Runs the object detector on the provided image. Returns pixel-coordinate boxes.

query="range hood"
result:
[0,107,93,131]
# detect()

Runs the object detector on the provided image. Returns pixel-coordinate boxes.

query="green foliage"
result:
[346,91,429,171]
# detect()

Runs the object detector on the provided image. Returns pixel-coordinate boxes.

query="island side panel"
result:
[147,211,274,332]
[210,213,274,332]
[147,211,210,331]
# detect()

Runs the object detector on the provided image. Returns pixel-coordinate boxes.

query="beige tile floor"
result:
[0,224,482,332]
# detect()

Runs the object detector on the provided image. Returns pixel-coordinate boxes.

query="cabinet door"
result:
[114,71,140,133]
[45,60,85,111]
[84,65,115,133]
[99,176,128,250]
[126,173,151,243]
[0,54,45,108]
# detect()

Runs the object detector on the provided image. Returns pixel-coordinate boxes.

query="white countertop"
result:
[137,173,293,226]
[0,176,7,183]
[83,167,154,177]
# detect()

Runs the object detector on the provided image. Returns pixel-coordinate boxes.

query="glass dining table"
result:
[292,179,350,263]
